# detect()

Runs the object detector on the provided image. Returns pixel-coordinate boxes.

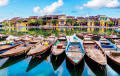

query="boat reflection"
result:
[26,49,51,72]
[50,53,65,71]
[85,57,107,76]
[66,58,85,76]
[0,54,28,70]
[107,57,120,74]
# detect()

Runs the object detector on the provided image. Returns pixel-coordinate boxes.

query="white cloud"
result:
[75,6,84,10]
[83,0,120,9]
[33,0,63,15]
[0,0,9,7]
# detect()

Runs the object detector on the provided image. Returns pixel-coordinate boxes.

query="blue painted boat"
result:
[66,35,85,65]
[0,41,23,53]
[100,37,120,66]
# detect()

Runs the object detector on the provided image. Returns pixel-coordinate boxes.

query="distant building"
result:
[1,14,120,28]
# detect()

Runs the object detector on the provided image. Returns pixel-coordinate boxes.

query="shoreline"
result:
[0,26,119,29]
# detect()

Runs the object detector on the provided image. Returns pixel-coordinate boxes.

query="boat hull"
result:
[66,54,84,65]
[0,47,31,58]
[31,44,52,56]
[85,54,106,71]
[0,42,23,52]
[66,57,84,76]
[51,52,65,71]
[52,50,65,57]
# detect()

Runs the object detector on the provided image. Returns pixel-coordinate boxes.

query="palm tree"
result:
[66,19,73,26]
[52,19,59,26]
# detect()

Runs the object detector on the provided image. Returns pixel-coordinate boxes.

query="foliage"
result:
[17,20,22,23]
[73,22,78,26]
[106,20,114,27]
[94,21,100,26]
[42,20,48,25]
[37,19,43,25]
[118,21,120,25]
[78,19,87,26]
[66,19,73,26]
[81,19,87,25]
[3,22,8,26]
[28,20,37,26]
[52,19,59,26]
[10,21,14,26]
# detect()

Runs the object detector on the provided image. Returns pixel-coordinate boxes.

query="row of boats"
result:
[0,33,120,72]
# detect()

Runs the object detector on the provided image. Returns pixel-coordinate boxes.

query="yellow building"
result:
[99,15,108,26]
[58,15,66,26]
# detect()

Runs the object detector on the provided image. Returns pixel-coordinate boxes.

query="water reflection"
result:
[66,58,85,76]
[50,52,65,71]
[0,54,28,70]
[0,28,115,38]
[107,57,120,75]
[26,49,51,72]
[85,57,107,76]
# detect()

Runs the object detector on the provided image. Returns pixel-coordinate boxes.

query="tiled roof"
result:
[67,16,75,19]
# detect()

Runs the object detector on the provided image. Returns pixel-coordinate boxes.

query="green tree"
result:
[106,21,114,27]
[66,19,73,26]
[10,21,14,27]
[94,21,100,26]
[118,21,120,25]
[52,19,59,26]
[28,20,37,26]
[37,19,43,26]
[17,20,22,27]
[81,19,87,25]
[3,22,8,27]
[42,20,48,25]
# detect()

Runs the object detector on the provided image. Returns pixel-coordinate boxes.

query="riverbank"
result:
[0,26,119,29]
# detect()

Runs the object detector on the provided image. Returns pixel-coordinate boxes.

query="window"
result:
[60,21,64,25]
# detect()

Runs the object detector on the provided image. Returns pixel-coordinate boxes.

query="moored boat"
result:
[100,37,120,67]
[0,34,8,39]
[0,41,23,53]
[66,35,85,65]
[83,36,107,70]
[51,34,67,56]
[0,36,43,58]
[27,35,56,56]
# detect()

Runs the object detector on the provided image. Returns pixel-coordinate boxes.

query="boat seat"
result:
[111,51,120,56]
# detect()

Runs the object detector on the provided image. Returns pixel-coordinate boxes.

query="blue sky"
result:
[0,0,120,21]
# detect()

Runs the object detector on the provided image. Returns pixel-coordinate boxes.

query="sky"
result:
[0,0,120,21]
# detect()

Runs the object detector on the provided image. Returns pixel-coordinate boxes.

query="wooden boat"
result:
[51,35,67,56]
[66,35,85,65]
[0,34,8,39]
[27,35,56,56]
[77,33,120,41]
[100,37,120,66]
[50,52,65,71]
[0,39,14,45]
[0,37,43,58]
[14,35,34,42]
[83,36,107,70]
[111,39,120,50]
[0,41,23,53]
[58,34,67,41]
